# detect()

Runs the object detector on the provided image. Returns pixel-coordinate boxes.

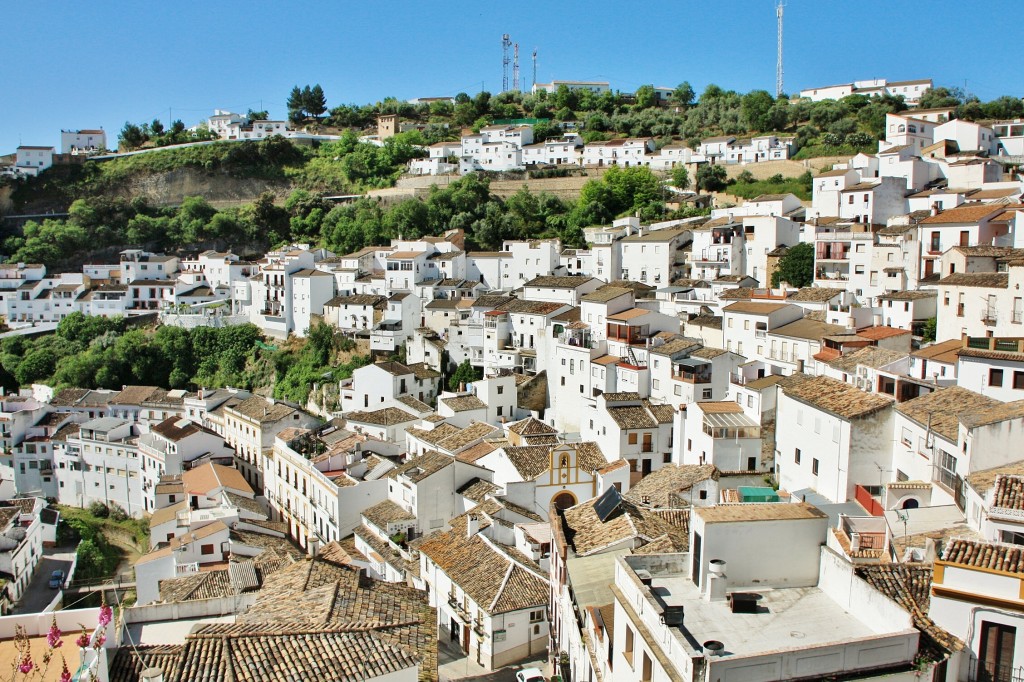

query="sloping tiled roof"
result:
[417,515,548,615]
[935,272,1009,288]
[389,451,454,482]
[855,564,962,658]
[562,492,689,556]
[108,645,183,682]
[992,475,1024,510]
[782,375,892,420]
[788,287,845,303]
[182,463,252,497]
[362,500,417,529]
[828,346,908,374]
[921,204,1003,224]
[722,301,790,315]
[896,386,1001,442]
[624,464,719,508]
[345,407,417,426]
[942,538,1024,574]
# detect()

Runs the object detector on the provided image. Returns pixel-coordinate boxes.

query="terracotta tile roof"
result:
[325,293,387,308]
[782,375,892,420]
[406,362,441,379]
[388,450,454,483]
[182,463,252,497]
[771,317,846,341]
[176,623,423,682]
[856,564,962,658]
[455,441,498,464]
[942,538,1024,574]
[581,286,633,303]
[643,400,675,424]
[562,491,689,556]
[361,501,416,533]
[648,338,702,357]
[345,407,417,426]
[857,326,911,341]
[607,405,657,429]
[417,519,548,615]
[992,475,1024,510]
[912,339,962,363]
[149,500,187,529]
[696,501,827,523]
[497,299,566,315]
[959,400,1024,429]
[921,204,1004,224]
[829,346,908,373]
[935,272,1008,288]
[966,462,1024,496]
[878,290,937,301]
[719,287,755,300]
[151,416,211,441]
[228,397,297,422]
[108,645,183,682]
[624,464,718,508]
[686,314,722,329]
[788,287,845,303]
[723,301,791,314]
[109,385,161,405]
[607,308,650,321]
[507,416,558,437]
[896,386,1001,441]
[441,394,486,412]
[457,478,500,503]
[524,275,596,289]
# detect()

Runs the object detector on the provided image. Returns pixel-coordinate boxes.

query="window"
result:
[530,609,544,622]
[200,544,215,555]
[699,490,707,500]
[624,627,635,667]
[628,433,638,445]
[937,450,958,491]
[702,388,712,399]
[901,427,912,447]
[794,448,801,464]
[1016,371,1024,390]
[812,459,819,476]
[990,369,1004,387]
[497,386,504,395]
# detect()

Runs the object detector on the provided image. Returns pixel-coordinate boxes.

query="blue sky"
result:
[3,0,1021,154]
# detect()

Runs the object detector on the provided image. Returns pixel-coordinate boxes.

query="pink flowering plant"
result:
[6,599,113,681]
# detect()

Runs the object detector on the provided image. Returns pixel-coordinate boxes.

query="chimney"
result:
[466,514,480,538]
[705,559,728,602]
[141,669,165,682]
[931,201,940,217]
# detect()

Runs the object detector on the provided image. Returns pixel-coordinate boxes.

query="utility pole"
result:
[502,34,512,92]
[532,49,538,88]
[776,0,785,97]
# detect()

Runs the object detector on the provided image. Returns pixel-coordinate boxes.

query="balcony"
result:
[967,660,1024,682]
[982,312,999,326]
[815,270,850,282]
[672,368,712,384]
[768,349,799,364]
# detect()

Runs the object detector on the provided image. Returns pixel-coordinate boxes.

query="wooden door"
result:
[979,620,1016,682]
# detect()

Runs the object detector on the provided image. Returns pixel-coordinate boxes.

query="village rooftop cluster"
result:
[2,74,1024,682]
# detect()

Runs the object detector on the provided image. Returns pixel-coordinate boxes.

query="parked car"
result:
[516,668,545,682]
[48,570,64,589]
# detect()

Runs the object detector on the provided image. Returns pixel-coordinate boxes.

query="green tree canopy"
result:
[771,242,814,287]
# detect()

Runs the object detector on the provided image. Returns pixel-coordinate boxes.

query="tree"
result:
[287,86,305,123]
[670,166,689,189]
[922,317,937,343]
[695,164,727,192]
[634,85,657,109]
[118,122,147,150]
[247,109,270,120]
[448,358,481,391]
[671,82,695,109]
[741,90,775,131]
[307,84,327,119]
[150,119,165,136]
[771,241,814,287]
[917,86,963,109]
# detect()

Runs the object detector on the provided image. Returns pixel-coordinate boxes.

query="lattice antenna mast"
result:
[532,49,538,87]
[502,34,512,92]
[513,43,520,91]
[776,1,785,97]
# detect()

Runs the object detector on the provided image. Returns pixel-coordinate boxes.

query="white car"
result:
[516,668,545,682]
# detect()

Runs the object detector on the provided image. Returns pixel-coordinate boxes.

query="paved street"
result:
[438,636,551,682]
[9,547,76,615]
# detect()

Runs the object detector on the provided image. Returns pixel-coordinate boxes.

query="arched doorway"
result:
[901,498,920,510]
[552,491,577,511]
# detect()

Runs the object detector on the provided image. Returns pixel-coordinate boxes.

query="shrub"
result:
[88,501,110,519]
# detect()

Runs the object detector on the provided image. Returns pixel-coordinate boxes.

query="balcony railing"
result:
[672,371,712,384]
[967,659,1024,682]
[983,312,998,326]
[768,350,799,363]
